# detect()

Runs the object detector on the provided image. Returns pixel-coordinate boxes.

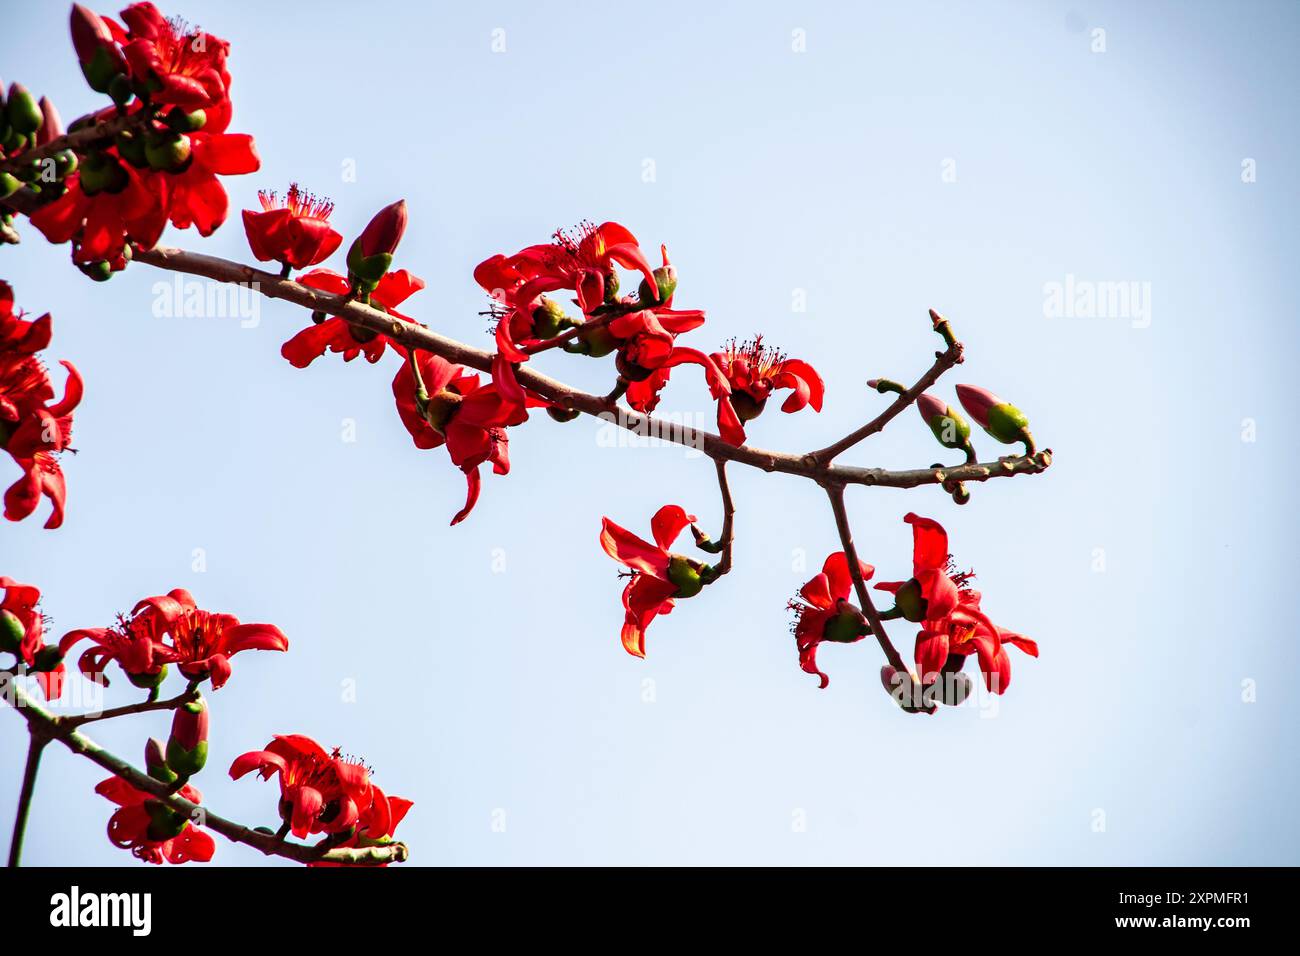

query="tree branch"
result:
[809,310,964,465]
[825,482,909,678]
[58,687,198,728]
[7,731,49,868]
[0,111,138,178]
[130,246,1049,490]
[709,460,735,576]
[2,680,408,866]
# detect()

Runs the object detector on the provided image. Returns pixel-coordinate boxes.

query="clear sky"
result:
[3,0,1298,865]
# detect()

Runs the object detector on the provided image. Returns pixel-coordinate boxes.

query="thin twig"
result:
[3,682,408,866]
[824,482,908,676]
[58,688,198,729]
[810,339,964,466]
[7,731,49,867]
[713,459,735,576]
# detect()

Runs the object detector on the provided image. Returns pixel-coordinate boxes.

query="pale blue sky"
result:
[3,0,1297,865]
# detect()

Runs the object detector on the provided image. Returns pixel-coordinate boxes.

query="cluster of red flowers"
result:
[231,735,412,861]
[25,3,259,278]
[0,281,82,528]
[604,507,1038,705]
[60,586,288,690]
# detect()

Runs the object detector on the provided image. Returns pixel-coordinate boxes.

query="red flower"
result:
[59,604,169,687]
[242,183,340,271]
[0,282,51,354]
[153,113,260,236]
[505,221,657,318]
[131,588,288,689]
[281,267,424,367]
[392,349,541,525]
[309,784,413,867]
[912,589,1038,695]
[0,577,65,699]
[96,774,214,865]
[229,734,374,839]
[475,222,660,400]
[599,504,716,658]
[118,2,231,112]
[28,159,167,264]
[710,336,823,442]
[0,294,82,529]
[788,552,874,688]
[875,513,1037,695]
[601,310,743,443]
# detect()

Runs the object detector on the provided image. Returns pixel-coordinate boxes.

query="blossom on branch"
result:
[96,772,214,865]
[788,552,873,689]
[0,577,65,699]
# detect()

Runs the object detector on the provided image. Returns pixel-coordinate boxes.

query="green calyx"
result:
[82,46,126,95]
[822,605,865,644]
[0,609,25,654]
[421,389,463,435]
[572,323,617,358]
[0,172,20,201]
[346,239,393,286]
[32,645,63,672]
[114,130,148,168]
[926,409,971,449]
[126,663,168,690]
[79,151,129,195]
[637,266,677,306]
[145,801,190,841]
[894,579,928,623]
[666,555,706,599]
[531,298,575,339]
[165,107,207,133]
[144,132,192,171]
[982,402,1030,445]
[730,391,767,423]
[166,738,208,777]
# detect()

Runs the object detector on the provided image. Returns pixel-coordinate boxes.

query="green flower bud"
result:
[144,738,178,784]
[916,392,970,449]
[79,151,129,195]
[5,84,42,136]
[165,107,206,133]
[0,172,21,201]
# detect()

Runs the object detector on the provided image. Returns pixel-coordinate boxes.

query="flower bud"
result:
[0,609,25,654]
[955,384,1031,447]
[0,172,21,201]
[346,199,407,287]
[70,4,127,94]
[34,97,62,147]
[114,129,148,167]
[5,83,42,136]
[637,263,677,306]
[144,738,178,784]
[166,697,209,777]
[880,665,935,714]
[916,391,971,450]
[144,131,192,171]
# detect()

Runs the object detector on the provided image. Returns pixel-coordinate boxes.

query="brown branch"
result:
[825,482,909,678]
[130,246,1049,490]
[3,680,408,866]
[0,111,138,178]
[711,460,735,576]
[809,310,964,465]
[58,687,198,728]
